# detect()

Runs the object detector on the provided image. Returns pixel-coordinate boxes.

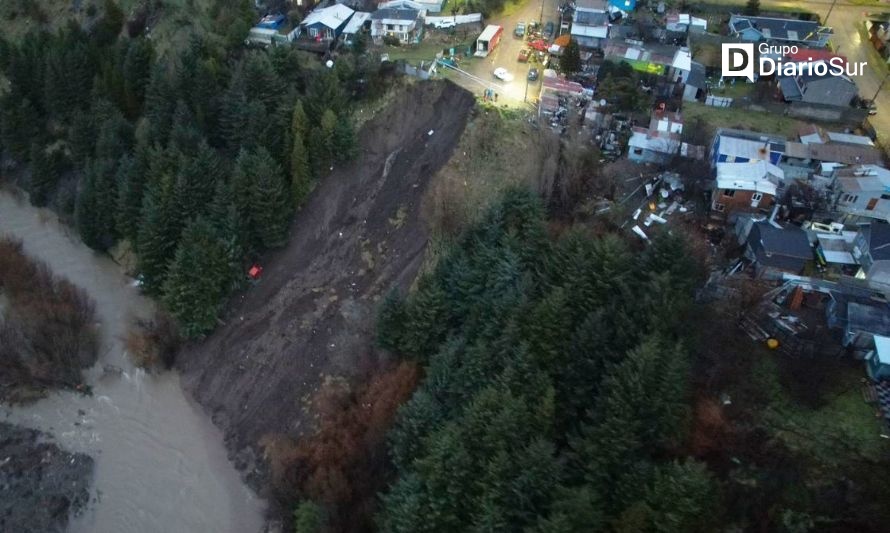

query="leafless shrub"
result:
[125,312,180,370]
[0,238,98,401]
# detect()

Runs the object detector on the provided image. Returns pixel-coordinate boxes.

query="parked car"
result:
[493,67,514,82]
[434,20,457,29]
[528,68,539,81]
[515,22,526,38]
[543,21,555,40]
[518,49,530,62]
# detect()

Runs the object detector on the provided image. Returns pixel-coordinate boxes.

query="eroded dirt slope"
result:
[178,81,474,477]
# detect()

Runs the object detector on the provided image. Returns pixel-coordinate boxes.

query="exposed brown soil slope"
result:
[178,81,474,477]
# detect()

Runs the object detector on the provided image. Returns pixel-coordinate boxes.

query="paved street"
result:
[448,0,563,106]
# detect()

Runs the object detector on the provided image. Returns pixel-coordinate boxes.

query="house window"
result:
[723,189,735,197]
[751,192,763,202]
[841,193,859,203]
[309,28,318,37]
[714,203,725,212]
[881,194,890,200]
[867,197,879,210]
[632,147,643,155]
[387,24,395,30]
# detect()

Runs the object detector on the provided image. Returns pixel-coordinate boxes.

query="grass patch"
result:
[381,41,463,62]
[683,101,809,138]
[746,353,887,474]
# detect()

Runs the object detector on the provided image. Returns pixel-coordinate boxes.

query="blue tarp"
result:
[609,0,636,11]
[257,14,286,29]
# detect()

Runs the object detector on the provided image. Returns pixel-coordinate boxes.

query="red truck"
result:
[474,25,503,57]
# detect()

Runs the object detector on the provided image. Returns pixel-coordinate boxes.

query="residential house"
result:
[826,291,890,350]
[371,8,422,44]
[866,335,890,380]
[742,220,813,278]
[711,161,783,220]
[300,4,355,41]
[781,141,883,180]
[710,128,786,167]
[778,68,858,107]
[851,223,890,288]
[665,13,707,33]
[833,165,890,224]
[728,14,833,47]
[341,11,371,45]
[668,48,693,84]
[627,110,683,164]
[572,0,610,49]
[682,61,706,101]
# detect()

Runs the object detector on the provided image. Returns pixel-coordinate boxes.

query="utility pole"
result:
[823,0,838,25]
[873,71,890,102]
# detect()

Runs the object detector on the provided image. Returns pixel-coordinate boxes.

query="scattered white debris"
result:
[428,129,435,136]
[631,225,649,240]
[632,208,642,220]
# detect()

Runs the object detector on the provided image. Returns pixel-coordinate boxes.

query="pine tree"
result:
[75,158,118,250]
[161,217,231,337]
[290,130,312,207]
[559,39,581,74]
[115,147,149,241]
[293,501,327,533]
[333,113,357,162]
[122,37,154,118]
[28,143,59,207]
[173,140,225,223]
[249,147,292,248]
[137,175,178,293]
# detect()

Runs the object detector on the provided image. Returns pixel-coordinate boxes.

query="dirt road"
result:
[177,81,475,494]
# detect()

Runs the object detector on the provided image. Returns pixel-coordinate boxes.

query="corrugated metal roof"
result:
[785,141,882,165]
[302,4,354,29]
[343,12,371,33]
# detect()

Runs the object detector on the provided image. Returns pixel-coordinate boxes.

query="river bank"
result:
[0,422,94,532]
[0,191,265,533]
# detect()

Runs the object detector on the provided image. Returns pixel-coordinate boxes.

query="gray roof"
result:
[863,223,890,261]
[574,10,609,25]
[686,61,706,88]
[848,301,890,336]
[730,14,825,41]
[748,221,812,272]
[372,8,419,20]
[779,76,802,100]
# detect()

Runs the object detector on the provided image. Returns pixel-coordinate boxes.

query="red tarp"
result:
[248,264,264,279]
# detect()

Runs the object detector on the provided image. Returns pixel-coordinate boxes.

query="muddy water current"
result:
[0,192,265,533]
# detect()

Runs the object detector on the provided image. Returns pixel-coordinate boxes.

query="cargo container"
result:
[475,25,503,57]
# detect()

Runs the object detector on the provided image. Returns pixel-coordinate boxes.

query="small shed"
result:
[867,335,890,380]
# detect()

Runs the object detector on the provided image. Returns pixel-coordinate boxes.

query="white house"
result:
[572,0,610,49]
[371,8,423,44]
[300,4,355,41]
[833,165,890,224]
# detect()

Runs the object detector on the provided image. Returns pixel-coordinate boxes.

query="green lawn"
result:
[748,354,887,471]
[683,101,807,138]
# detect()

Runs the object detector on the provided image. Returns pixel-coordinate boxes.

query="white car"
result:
[493,67,514,82]
[434,20,456,29]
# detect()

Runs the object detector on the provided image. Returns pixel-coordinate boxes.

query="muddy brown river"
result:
[0,192,265,533]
